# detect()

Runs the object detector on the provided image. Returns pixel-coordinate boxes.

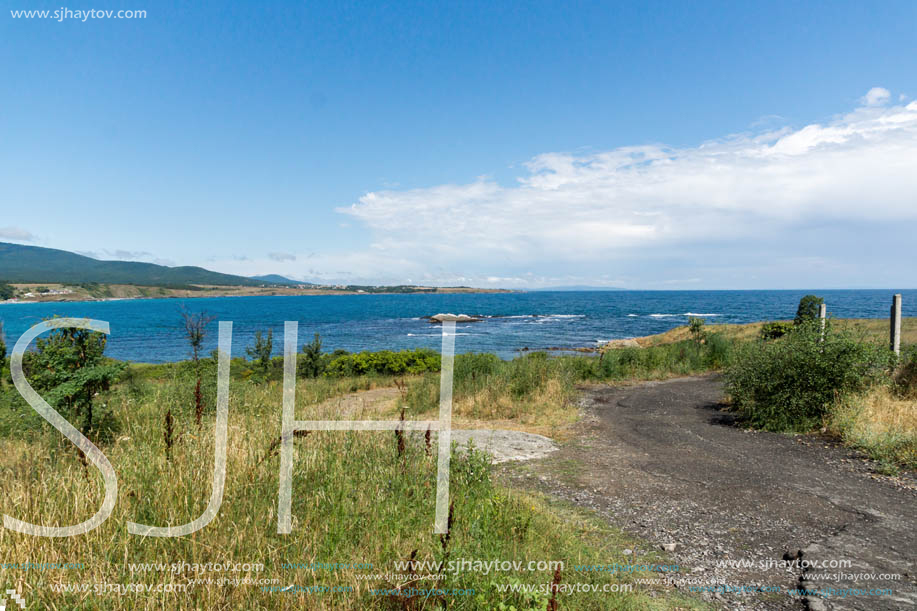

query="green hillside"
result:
[0,242,262,287]
[249,274,308,286]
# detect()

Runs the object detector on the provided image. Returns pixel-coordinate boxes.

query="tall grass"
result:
[828,345,917,472]
[831,386,917,473]
[0,371,696,610]
[400,337,734,437]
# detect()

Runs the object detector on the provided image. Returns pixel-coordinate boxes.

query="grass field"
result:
[0,361,702,610]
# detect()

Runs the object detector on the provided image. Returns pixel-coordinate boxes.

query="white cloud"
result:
[337,95,917,279]
[268,252,297,262]
[113,249,153,260]
[208,91,915,288]
[862,87,891,106]
[77,249,174,266]
[0,226,36,242]
[207,251,426,286]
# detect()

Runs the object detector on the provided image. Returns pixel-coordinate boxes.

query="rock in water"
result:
[429,313,482,323]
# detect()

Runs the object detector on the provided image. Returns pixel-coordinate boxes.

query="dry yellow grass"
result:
[830,386,917,470]
[858,387,917,433]
[449,377,580,440]
[633,317,917,347]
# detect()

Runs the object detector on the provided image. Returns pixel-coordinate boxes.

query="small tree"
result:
[300,332,324,378]
[180,306,215,364]
[25,323,125,435]
[246,329,274,373]
[0,282,14,301]
[794,295,824,326]
[179,307,215,426]
[688,317,706,343]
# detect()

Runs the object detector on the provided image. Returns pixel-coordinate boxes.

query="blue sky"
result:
[2,0,916,289]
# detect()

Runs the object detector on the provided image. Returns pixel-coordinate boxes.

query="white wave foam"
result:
[684,312,720,317]
[502,314,585,319]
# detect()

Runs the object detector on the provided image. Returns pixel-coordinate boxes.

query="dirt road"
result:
[500,376,917,610]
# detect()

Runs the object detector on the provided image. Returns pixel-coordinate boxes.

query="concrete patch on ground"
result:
[424,429,559,463]
[313,388,558,464]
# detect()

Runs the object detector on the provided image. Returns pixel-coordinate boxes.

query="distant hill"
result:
[249,274,308,286]
[0,242,263,287]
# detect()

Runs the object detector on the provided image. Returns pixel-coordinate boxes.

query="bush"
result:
[794,294,824,326]
[760,321,793,340]
[894,345,917,399]
[16,323,124,438]
[0,281,14,301]
[325,348,440,377]
[703,332,732,369]
[725,323,893,431]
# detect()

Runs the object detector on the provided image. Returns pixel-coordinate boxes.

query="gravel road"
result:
[500,376,917,610]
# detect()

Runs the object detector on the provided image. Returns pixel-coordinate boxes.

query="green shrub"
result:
[760,321,793,340]
[894,345,917,399]
[15,323,125,438]
[0,281,14,301]
[703,332,732,369]
[725,323,893,431]
[325,348,440,377]
[794,294,824,326]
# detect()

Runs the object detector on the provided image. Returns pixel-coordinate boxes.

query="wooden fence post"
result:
[890,294,902,355]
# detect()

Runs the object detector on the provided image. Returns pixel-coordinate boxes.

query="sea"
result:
[1,290,914,363]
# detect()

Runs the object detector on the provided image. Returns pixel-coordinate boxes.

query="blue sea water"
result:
[0,290,914,363]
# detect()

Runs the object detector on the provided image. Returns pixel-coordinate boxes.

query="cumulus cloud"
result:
[268,252,296,262]
[337,94,917,277]
[0,226,36,242]
[862,87,890,107]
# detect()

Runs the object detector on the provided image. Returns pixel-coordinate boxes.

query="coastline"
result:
[3,293,912,364]
[1,283,514,305]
